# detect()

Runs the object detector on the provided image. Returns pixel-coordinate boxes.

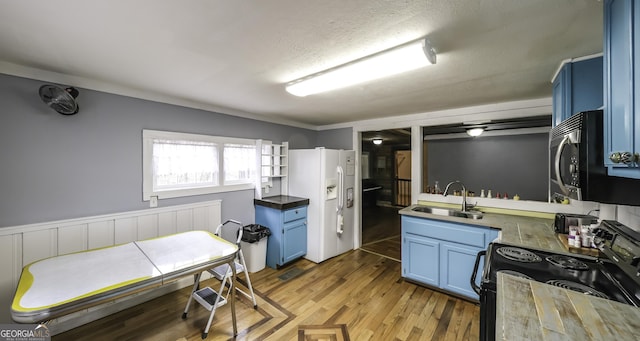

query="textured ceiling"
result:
[0,0,603,127]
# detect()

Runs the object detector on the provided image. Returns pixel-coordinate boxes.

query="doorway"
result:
[360,129,411,261]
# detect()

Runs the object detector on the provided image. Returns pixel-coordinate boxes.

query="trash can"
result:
[240,224,271,273]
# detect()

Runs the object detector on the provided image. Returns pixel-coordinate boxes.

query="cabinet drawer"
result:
[283,206,307,222]
[402,216,490,248]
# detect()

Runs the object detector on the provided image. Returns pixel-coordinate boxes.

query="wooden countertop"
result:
[496,273,640,341]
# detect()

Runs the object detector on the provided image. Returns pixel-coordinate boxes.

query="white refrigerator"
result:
[288,148,356,263]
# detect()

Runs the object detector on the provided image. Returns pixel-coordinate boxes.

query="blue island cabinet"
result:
[256,204,308,269]
[401,215,498,300]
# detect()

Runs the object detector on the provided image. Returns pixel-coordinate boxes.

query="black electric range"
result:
[472,220,640,341]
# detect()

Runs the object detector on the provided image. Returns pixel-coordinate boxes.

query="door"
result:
[289,149,323,262]
[440,243,482,299]
[321,149,339,261]
[395,150,411,206]
[604,0,640,178]
[283,219,307,264]
[337,150,355,255]
[402,235,439,286]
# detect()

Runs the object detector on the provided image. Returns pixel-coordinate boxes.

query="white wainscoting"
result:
[0,200,222,333]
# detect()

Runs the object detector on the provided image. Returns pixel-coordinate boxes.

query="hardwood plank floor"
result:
[54,250,479,341]
[360,236,401,261]
[361,204,402,261]
[362,205,401,245]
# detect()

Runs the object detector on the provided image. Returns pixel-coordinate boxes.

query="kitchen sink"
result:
[411,206,483,220]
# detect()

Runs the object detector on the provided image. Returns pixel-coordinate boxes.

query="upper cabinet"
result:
[551,55,603,127]
[603,0,640,178]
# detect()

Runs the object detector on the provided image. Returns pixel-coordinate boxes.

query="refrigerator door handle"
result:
[336,165,344,235]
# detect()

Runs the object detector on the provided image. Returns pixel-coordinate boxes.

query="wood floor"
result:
[361,205,402,261]
[54,250,480,341]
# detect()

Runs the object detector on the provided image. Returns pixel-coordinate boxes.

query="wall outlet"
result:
[150,196,158,208]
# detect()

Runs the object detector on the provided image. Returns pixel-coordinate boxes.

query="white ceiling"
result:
[0,0,603,127]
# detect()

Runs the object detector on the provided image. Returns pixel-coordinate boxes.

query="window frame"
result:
[142,129,256,201]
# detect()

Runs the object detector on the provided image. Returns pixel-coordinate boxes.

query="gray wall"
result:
[0,73,317,227]
[427,133,548,201]
[316,127,353,150]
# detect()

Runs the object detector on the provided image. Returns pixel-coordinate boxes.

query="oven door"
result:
[471,250,494,341]
[549,131,581,201]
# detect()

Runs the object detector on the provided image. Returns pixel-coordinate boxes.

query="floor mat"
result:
[278,266,305,281]
[298,324,350,341]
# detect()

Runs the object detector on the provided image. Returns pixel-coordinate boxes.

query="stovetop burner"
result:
[546,280,610,299]
[497,270,532,280]
[495,246,542,263]
[484,242,639,306]
[545,254,589,270]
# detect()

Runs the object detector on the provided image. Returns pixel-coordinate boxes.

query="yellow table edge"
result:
[11,230,237,314]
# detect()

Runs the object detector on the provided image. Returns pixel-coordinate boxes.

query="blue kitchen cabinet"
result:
[440,243,483,298]
[401,215,498,300]
[402,234,440,286]
[552,55,603,127]
[552,62,571,127]
[603,0,640,178]
[255,196,308,269]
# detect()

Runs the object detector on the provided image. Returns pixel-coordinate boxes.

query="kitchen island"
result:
[496,272,640,340]
[399,204,640,340]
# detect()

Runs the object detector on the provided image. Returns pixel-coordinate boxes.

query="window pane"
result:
[224,144,256,184]
[152,139,219,190]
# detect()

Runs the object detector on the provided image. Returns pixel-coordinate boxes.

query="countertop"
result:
[496,273,640,340]
[399,204,640,340]
[399,204,587,256]
[254,195,309,210]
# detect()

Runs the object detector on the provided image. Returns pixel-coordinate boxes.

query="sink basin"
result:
[411,206,483,220]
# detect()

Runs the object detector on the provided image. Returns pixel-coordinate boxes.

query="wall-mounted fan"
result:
[39,84,79,115]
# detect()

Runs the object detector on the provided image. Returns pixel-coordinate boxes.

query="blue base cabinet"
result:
[403,234,440,287]
[552,55,603,127]
[603,0,640,178]
[255,205,307,269]
[401,215,498,300]
[440,243,483,298]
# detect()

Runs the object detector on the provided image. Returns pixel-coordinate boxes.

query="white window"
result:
[224,143,256,185]
[143,130,256,200]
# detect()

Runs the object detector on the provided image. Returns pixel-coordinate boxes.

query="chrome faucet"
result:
[443,180,468,212]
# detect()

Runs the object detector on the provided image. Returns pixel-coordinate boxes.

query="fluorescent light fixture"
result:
[372,138,383,145]
[466,128,485,137]
[286,38,436,97]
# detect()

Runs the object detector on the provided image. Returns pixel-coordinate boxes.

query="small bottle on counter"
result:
[581,225,593,248]
[480,189,486,198]
[568,226,581,248]
[434,181,440,194]
[487,190,492,198]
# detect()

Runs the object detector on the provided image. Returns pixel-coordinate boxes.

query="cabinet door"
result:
[571,57,603,114]
[282,220,306,264]
[552,64,571,127]
[604,0,640,177]
[440,243,481,299]
[402,235,439,286]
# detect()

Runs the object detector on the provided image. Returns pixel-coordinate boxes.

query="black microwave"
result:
[549,110,640,205]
